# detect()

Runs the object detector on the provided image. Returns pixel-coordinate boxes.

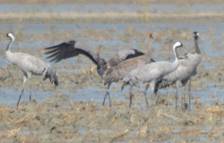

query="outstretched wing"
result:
[118,48,155,63]
[44,40,98,65]
[108,49,145,67]
[118,49,144,61]
[44,40,77,63]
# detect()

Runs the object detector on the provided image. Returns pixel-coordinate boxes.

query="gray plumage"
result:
[102,33,155,106]
[107,49,145,68]
[155,32,201,109]
[44,36,155,106]
[103,55,155,106]
[103,56,151,84]
[5,33,58,108]
[44,40,145,73]
[104,33,155,84]
[121,41,183,107]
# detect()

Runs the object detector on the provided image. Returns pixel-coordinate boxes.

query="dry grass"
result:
[0,12,224,23]
[0,96,223,142]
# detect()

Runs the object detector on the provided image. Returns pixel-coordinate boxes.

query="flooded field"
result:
[0,1,224,142]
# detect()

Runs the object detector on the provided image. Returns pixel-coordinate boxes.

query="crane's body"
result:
[155,32,201,109]
[121,41,183,107]
[5,33,58,108]
[107,49,145,68]
[44,34,155,107]
[103,55,153,86]
[127,61,178,83]
[6,51,48,76]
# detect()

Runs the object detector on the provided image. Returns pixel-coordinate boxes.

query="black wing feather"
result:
[44,40,78,63]
[44,40,98,65]
[125,49,144,60]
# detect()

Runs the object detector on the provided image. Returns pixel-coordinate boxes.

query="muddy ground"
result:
[0,95,224,143]
[0,1,224,143]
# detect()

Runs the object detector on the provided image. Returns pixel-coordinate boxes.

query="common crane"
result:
[121,41,183,107]
[103,33,155,107]
[155,31,201,109]
[5,33,58,108]
[44,34,155,106]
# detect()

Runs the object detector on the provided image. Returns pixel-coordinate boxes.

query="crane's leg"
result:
[129,85,134,108]
[102,92,108,106]
[17,76,27,109]
[175,81,181,110]
[155,92,159,104]
[181,82,188,111]
[175,82,178,109]
[188,79,192,111]
[27,73,32,102]
[143,83,149,108]
[17,89,24,109]
[102,83,112,107]
[29,89,32,102]
[150,82,159,105]
[182,87,185,107]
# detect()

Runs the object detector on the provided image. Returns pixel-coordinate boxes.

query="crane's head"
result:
[173,41,183,49]
[68,40,76,46]
[96,58,107,77]
[7,32,15,41]
[95,46,107,77]
[193,31,199,40]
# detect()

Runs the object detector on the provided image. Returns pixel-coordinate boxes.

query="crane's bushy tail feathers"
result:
[150,58,156,62]
[121,81,129,91]
[43,67,59,86]
[155,80,175,93]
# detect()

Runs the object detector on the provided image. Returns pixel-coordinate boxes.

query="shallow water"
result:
[1,82,223,109]
[0,87,52,106]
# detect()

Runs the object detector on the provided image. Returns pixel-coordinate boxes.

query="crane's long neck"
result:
[75,48,99,65]
[194,37,201,54]
[173,45,178,62]
[75,48,107,77]
[146,37,153,57]
[6,38,14,51]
